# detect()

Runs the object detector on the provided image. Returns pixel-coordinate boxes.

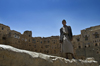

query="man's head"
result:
[62,19,66,26]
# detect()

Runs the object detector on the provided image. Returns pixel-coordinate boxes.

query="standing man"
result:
[60,19,74,59]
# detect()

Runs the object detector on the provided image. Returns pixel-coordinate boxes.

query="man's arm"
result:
[59,28,63,43]
[69,26,73,41]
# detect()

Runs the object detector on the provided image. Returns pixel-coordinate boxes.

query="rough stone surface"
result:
[0,44,99,66]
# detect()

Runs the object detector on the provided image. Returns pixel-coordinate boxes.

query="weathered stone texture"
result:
[0,44,99,66]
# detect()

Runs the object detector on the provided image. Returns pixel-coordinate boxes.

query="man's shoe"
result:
[73,57,75,59]
[66,57,68,59]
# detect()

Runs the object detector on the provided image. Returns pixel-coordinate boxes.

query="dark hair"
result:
[62,19,66,23]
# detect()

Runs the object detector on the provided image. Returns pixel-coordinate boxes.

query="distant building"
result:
[0,23,100,64]
[72,25,100,64]
[0,23,61,57]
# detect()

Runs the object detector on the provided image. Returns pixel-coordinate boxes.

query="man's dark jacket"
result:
[60,25,73,41]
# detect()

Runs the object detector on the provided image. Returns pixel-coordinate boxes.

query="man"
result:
[60,19,75,59]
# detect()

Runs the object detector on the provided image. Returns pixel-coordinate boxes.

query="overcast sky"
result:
[0,0,100,37]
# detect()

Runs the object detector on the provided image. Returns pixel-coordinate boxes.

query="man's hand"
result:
[59,40,63,44]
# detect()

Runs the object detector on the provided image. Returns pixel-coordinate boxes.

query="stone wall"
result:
[0,44,99,66]
[72,25,100,64]
[0,24,61,57]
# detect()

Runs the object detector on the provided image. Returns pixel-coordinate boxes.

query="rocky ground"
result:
[0,44,99,66]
